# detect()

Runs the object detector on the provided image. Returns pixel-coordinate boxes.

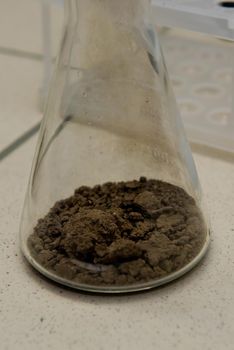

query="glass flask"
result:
[20,0,210,293]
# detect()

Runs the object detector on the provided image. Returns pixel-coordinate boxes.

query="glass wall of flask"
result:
[20,0,210,293]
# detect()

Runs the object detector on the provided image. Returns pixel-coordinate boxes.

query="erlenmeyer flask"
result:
[20,0,210,293]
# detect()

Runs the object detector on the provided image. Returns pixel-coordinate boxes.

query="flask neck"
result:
[65,0,151,27]
[64,0,155,75]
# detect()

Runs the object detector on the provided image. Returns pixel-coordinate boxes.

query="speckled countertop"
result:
[1,137,234,350]
[1,1,234,349]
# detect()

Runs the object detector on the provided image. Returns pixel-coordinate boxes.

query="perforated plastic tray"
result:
[153,0,234,152]
[152,0,234,40]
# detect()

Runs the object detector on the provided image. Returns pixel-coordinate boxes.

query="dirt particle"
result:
[28,178,207,286]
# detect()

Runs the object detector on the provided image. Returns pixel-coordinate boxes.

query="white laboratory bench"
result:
[1,121,234,350]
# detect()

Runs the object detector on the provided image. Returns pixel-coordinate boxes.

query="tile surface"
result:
[0,0,63,56]
[0,55,42,150]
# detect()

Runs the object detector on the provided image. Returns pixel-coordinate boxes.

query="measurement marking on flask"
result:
[152,148,175,166]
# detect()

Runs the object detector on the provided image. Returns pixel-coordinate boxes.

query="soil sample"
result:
[28,177,207,286]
